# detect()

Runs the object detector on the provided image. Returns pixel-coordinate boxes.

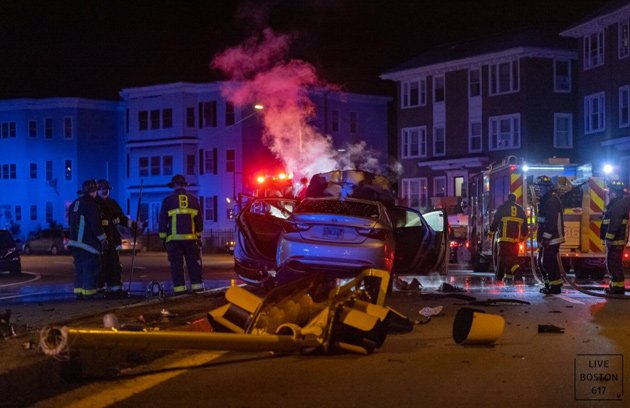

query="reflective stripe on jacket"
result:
[537,191,565,246]
[67,195,106,254]
[600,196,630,246]
[490,200,528,243]
[158,188,203,242]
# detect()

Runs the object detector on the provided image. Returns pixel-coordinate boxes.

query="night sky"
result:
[0,0,610,100]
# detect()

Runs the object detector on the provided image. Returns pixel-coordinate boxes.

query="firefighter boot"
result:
[540,284,561,295]
[604,283,626,295]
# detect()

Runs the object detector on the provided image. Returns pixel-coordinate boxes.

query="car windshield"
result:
[295,200,380,218]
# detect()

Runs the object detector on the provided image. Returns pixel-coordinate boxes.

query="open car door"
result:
[390,206,449,276]
[234,196,297,285]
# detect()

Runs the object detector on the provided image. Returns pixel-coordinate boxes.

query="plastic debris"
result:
[438,282,466,293]
[395,277,422,292]
[103,313,120,329]
[469,299,531,306]
[160,308,172,317]
[538,324,564,334]
[419,305,443,318]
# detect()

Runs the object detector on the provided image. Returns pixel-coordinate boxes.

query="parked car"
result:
[22,229,69,255]
[0,229,21,274]
[234,170,448,287]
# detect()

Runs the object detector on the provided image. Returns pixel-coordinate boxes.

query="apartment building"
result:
[380,29,577,210]
[0,98,120,237]
[561,0,630,183]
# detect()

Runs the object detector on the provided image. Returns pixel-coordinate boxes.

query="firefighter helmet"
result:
[534,175,553,186]
[80,179,98,194]
[607,179,626,194]
[97,179,112,191]
[167,174,188,188]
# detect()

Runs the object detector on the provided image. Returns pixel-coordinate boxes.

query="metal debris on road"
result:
[538,324,565,333]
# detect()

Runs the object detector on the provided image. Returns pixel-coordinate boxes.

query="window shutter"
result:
[199,149,204,175]
[213,195,218,222]
[213,148,218,175]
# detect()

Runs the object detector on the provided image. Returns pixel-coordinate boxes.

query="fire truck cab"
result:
[468,156,607,278]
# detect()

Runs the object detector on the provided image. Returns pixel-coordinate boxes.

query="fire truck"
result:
[467,156,607,278]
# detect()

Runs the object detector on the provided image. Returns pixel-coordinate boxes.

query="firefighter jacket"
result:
[537,191,565,246]
[67,194,106,254]
[158,188,202,242]
[96,196,131,248]
[489,200,528,243]
[600,196,630,246]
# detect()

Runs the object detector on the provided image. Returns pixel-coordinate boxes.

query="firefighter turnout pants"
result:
[166,240,203,293]
[497,242,521,280]
[539,244,562,287]
[606,243,625,288]
[71,247,101,297]
[98,247,124,292]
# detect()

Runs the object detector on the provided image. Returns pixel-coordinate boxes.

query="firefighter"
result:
[67,179,108,300]
[95,179,141,298]
[489,193,528,283]
[535,175,565,294]
[159,174,204,294]
[600,180,629,295]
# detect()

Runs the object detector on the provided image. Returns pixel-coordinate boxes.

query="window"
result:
[30,163,37,179]
[163,156,173,176]
[469,121,482,153]
[150,156,160,176]
[225,102,235,126]
[433,126,445,156]
[186,154,196,175]
[584,92,605,134]
[45,118,53,138]
[63,117,72,138]
[65,160,72,180]
[28,120,37,137]
[9,164,15,179]
[401,126,427,159]
[1,163,17,179]
[349,112,358,134]
[203,101,217,127]
[139,157,149,177]
[469,69,481,97]
[204,196,217,222]
[489,113,520,150]
[433,176,446,198]
[554,59,571,93]
[150,110,160,129]
[204,149,217,174]
[15,205,21,221]
[454,176,465,197]
[584,31,604,70]
[2,122,16,138]
[620,19,630,59]
[226,149,235,172]
[46,202,53,223]
[139,111,148,130]
[1,164,7,179]
[30,205,37,221]
[433,75,445,103]
[489,59,519,95]
[331,110,339,132]
[401,178,428,210]
[402,79,426,108]
[186,107,195,128]
[553,113,573,148]
[620,86,630,128]
[46,160,53,181]
[162,109,173,128]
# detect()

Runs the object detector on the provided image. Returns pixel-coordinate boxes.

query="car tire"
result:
[51,245,58,256]
[23,245,31,255]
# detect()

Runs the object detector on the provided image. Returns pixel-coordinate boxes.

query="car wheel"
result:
[51,245,58,256]
[23,245,32,255]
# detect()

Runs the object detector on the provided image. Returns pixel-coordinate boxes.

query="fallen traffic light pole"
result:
[40,269,413,357]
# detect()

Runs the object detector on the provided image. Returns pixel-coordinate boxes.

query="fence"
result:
[144,229,235,254]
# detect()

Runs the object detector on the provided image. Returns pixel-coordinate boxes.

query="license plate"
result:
[323,227,344,239]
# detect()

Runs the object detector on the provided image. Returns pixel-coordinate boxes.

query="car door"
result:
[235,197,297,265]
[390,206,448,275]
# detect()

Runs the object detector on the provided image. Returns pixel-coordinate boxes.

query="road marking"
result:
[0,271,40,288]
[555,294,585,304]
[38,351,226,408]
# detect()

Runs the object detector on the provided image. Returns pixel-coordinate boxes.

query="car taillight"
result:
[450,241,459,248]
[283,222,310,233]
[356,228,387,241]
